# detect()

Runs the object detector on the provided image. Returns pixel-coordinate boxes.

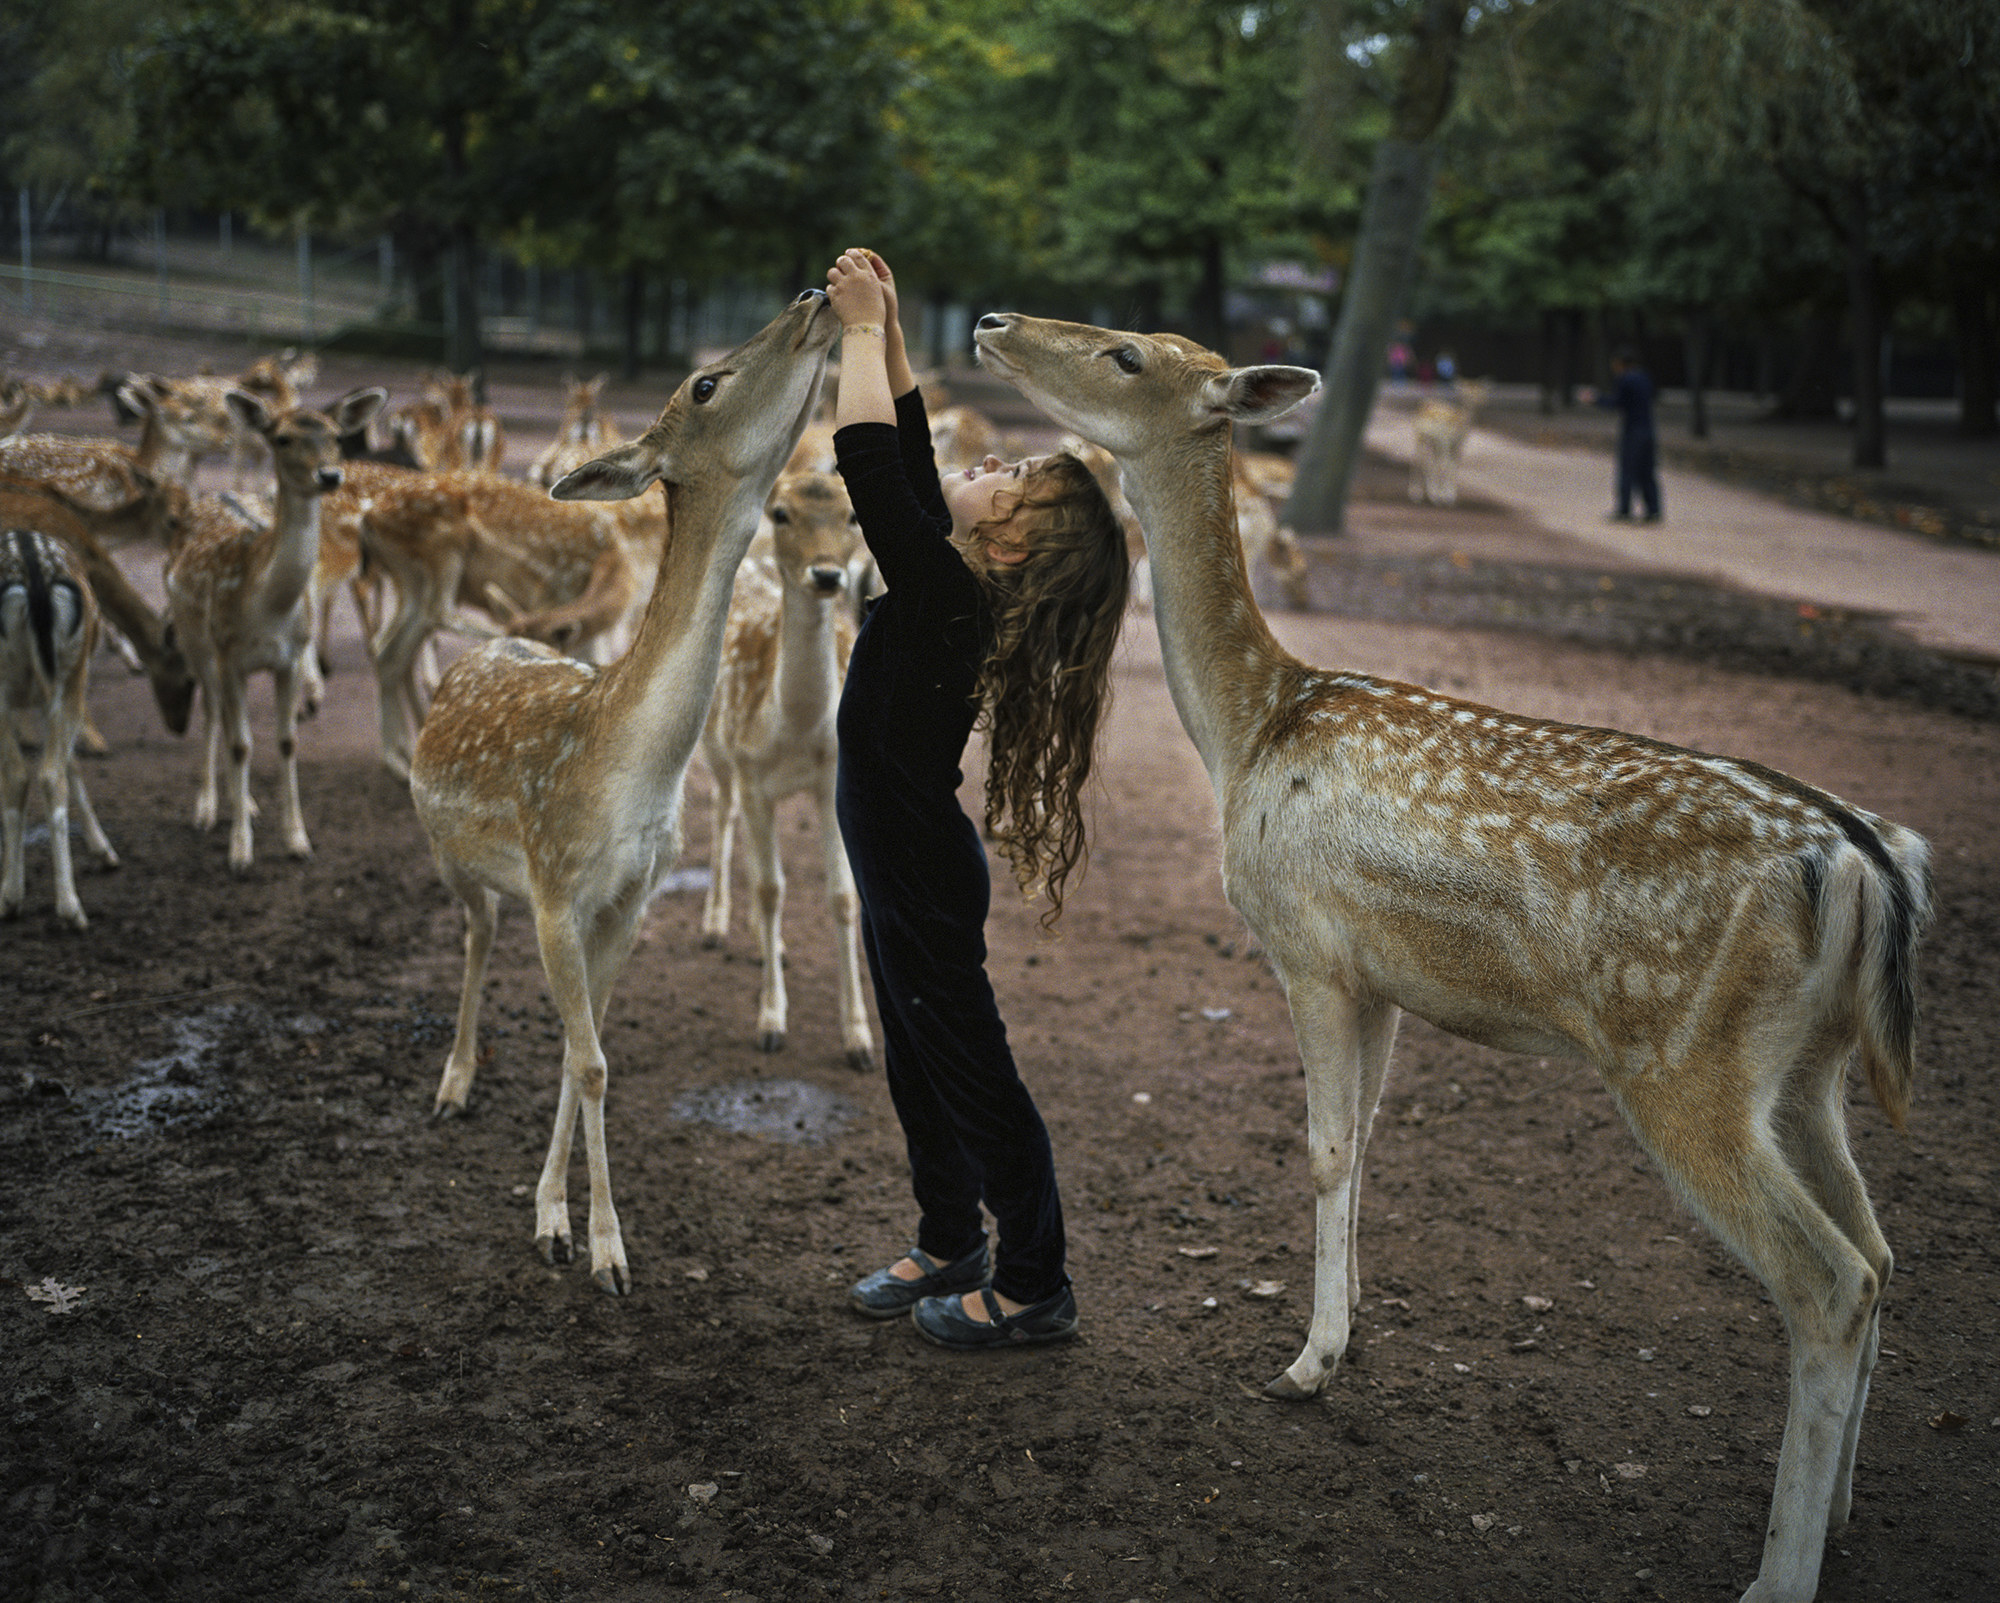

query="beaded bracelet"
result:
[842,323,886,340]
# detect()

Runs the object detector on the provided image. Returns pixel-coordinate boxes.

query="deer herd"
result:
[1,306,1931,1603]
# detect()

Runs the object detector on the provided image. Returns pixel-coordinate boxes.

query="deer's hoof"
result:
[592,1263,631,1297]
[757,1030,785,1054]
[535,1231,573,1267]
[846,1045,875,1072]
[1264,1370,1320,1402]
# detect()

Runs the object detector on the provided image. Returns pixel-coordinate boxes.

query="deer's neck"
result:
[1122,436,1295,781]
[774,587,843,732]
[134,415,193,487]
[254,484,323,618]
[593,478,765,785]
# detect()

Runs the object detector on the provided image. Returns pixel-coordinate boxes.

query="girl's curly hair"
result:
[958,451,1131,926]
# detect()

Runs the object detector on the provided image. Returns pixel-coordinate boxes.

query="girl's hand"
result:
[826,249,888,329]
[860,249,900,329]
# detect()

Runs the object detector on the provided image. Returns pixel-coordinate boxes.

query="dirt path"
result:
[2,338,1997,1603]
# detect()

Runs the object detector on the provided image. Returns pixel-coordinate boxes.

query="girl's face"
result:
[944,454,1047,563]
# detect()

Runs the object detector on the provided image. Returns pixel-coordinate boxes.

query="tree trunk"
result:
[445,227,484,375]
[1285,0,1470,535]
[1284,139,1438,534]
[620,268,644,381]
[1841,186,1886,470]
[1951,259,1998,439]
[1683,309,1711,440]
[1192,232,1228,355]
[1775,311,1842,419]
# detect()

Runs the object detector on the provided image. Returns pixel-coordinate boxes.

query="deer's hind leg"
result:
[433,860,500,1116]
[1614,1053,1883,1603]
[1773,1046,1893,1531]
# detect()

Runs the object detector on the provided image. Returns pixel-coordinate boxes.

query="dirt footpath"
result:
[2,362,1998,1603]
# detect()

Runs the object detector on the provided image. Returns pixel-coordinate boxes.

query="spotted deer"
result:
[165,387,386,873]
[0,528,118,927]
[409,289,838,1293]
[529,372,623,487]
[392,371,504,472]
[699,470,874,1068]
[0,468,197,736]
[331,466,638,777]
[1408,377,1491,507]
[0,386,32,440]
[973,313,1931,1603]
[0,378,218,514]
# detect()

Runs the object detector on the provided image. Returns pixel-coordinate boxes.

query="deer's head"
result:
[226,386,387,496]
[765,471,862,600]
[972,314,1318,464]
[550,290,836,506]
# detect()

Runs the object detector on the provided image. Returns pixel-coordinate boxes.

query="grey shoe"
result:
[849,1243,990,1319]
[912,1280,1079,1350]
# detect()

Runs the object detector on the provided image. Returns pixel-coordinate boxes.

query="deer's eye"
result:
[1112,347,1142,375]
[769,506,790,525]
[693,376,719,403]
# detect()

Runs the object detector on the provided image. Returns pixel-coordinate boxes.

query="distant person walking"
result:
[1586,346,1661,523]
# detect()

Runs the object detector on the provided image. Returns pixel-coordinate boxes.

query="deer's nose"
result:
[808,565,847,595]
[977,313,1010,331]
[796,288,828,306]
[316,467,343,491]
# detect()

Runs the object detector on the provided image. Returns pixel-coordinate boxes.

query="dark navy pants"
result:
[1617,427,1661,519]
[843,800,1067,1306]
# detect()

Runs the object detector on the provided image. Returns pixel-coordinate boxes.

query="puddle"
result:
[78,1003,254,1140]
[669,1078,858,1146]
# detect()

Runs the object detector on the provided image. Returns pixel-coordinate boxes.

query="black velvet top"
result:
[832,389,992,850]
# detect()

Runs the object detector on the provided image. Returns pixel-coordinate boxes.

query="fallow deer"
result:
[0,379,216,515]
[529,372,623,488]
[1409,377,1491,507]
[699,470,874,1068]
[409,289,837,1294]
[165,387,386,873]
[973,312,1931,1603]
[392,371,504,472]
[334,467,637,777]
[0,528,118,928]
[0,468,197,736]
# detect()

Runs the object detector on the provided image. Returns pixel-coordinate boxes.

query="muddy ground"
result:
[2,342,1997,1603]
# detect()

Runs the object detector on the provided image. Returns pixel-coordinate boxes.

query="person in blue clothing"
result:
[823,247,1129,1350]
[1591,345,1662,522]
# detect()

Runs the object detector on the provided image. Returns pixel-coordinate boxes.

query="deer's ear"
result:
[331,386,388,435]
[224,388,273,435]
[551,440,665,502]
[1203,365,1320,426]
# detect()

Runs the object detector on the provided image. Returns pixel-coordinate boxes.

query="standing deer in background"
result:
[973,313,1931,1603]
[393,372,504,472]
[1408,377,1491,507]
[1,378,219,512]
[700,470,874,1068]
[409,289,837,1294]
[0,528,118,928]
[165,387,385,873]
[529,373,623,487]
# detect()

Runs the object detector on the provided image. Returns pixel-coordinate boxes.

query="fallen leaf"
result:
[1521,1295,1553,1313]
[1245,1280,1285,1299]
[1177,1246,1219,1259]
[1928,1411,1967,1432]
[26,1278,85,1315]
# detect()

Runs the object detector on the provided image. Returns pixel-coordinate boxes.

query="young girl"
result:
[825,247,1128,1349]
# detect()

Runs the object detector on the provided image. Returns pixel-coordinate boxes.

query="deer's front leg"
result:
[272,657,312,859]
[1267,977,1397,1400]
[220,675,257,875]
[699,749,737,946]
[742,791,788,1052]
[531,900,628,1295]
[193,676,223,832]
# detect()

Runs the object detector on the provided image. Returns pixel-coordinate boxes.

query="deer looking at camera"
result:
[165,386,386,873]
[699,469,874,1068]
[529,372,624,488]
[0,528,118,928]
[409,289,839,1295]
[973,313,1930,1603]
